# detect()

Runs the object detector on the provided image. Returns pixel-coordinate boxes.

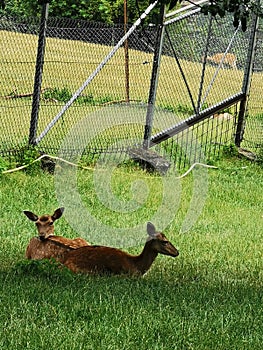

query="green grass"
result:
[0,156,263,349]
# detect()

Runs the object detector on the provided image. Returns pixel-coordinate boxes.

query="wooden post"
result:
[124,0,130,102]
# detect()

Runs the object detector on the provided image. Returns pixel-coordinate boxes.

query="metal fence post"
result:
[235,3,260,147]
[29,1,49,145]
[124,0,130,103]
[143,4,167,149]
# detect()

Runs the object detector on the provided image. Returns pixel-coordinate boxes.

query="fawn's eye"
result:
[49,222,54,226]
[162,241,168,245]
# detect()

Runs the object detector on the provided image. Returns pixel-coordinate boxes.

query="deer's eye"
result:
[162,241,168,245]
[49,222,54,226]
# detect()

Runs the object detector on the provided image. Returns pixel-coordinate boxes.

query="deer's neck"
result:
[132,240,158,275]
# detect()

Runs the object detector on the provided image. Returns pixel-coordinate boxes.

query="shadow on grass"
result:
[3,258,263,303]
[1,259,263,349]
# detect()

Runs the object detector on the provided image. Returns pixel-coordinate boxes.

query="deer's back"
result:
[62,246,138,275]
[49,236,89,249]
[25,237,70,260]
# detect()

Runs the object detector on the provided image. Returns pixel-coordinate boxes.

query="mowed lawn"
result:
[0,156,262,350]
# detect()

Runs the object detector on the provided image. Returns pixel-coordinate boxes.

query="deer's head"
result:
[146,222,179,257]
[23,207,64,240]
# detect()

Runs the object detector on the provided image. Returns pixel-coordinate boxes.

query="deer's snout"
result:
[39,235,47,241]
[36,222,54,240]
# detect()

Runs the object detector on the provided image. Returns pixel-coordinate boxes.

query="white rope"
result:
[2,153,218,177]
[175,162,217,178]
[2,154,93,174]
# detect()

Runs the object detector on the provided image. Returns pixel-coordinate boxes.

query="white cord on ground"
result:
[175,162,218,178]
[2,153,218,178]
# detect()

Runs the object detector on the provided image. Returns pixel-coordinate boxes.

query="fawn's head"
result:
[146,222,179,257]
[23,207,64,240]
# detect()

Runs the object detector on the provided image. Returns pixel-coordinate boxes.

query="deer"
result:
[205,53,237,69]
[61,222,179,276]
[23,207,89,260]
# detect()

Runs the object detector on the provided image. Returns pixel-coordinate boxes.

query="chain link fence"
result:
[0,4,262,168]
[242,19,263,156]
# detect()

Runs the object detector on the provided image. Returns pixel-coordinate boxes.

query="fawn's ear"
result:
[147,222,157,238]
[23,211,38,222]
[52,207,64,221]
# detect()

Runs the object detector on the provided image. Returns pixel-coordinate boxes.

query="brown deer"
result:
[61,222,179,276]
[24,207,89,260]
[205,53,237,69]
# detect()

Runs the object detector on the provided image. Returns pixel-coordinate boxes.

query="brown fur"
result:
[206,53,237,69]
[61,223,179,276]
[25,236,89,260]
[24,208,89,261]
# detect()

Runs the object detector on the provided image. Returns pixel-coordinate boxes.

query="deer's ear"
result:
[52,207,64,221]
[147,222,157,237]
[23,211,38,222]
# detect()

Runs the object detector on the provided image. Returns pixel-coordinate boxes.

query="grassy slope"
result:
[0,30,262,156]
[0,157,262,349]
[0,30,262,122]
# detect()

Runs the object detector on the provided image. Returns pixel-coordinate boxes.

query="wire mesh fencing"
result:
[0,15,39,155]
[242,19,263,157]
[0,14,158,157]
[0,6,262,170]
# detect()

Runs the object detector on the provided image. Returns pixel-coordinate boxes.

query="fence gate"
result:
[148,2,261,166]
